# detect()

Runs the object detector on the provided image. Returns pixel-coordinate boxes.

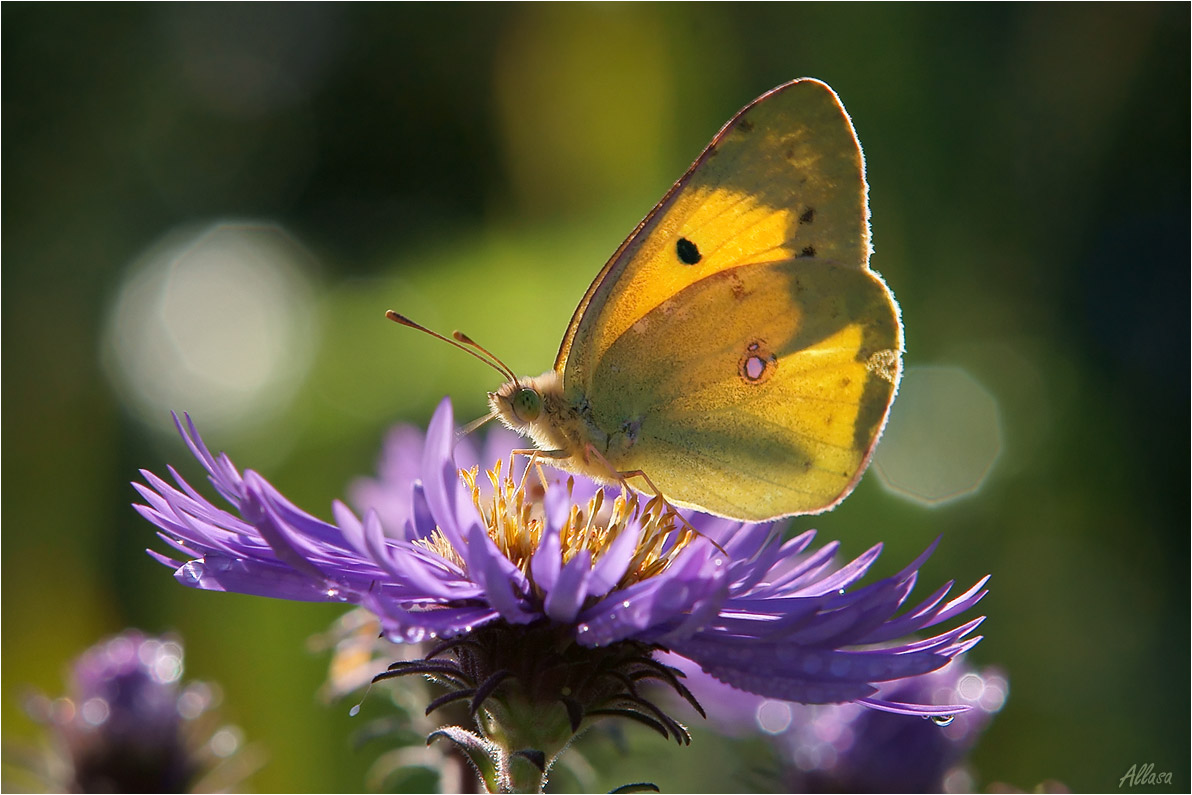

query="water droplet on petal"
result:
[930,714,955,727]
[179,561,204,584]
[576,624,589,634]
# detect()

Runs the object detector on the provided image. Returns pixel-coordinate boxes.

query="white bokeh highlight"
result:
[873,366,1002,506]
[103,221,317,435]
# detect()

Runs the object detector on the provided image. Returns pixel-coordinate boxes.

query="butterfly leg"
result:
[509,447,560,498]
[577,445,729,555]
[509,445,725,555]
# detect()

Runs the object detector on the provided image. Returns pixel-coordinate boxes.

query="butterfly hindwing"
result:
[585,258,900,520]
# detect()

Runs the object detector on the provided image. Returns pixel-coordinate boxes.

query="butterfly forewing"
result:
[556,78,872,384]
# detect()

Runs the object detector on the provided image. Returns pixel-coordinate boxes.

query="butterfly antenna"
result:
[452,330,520,386]
[385,311,514,383]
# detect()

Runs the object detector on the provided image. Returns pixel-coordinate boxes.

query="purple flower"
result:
[20,631,254,793]
[668,655,1007,792]
[135,397,988,788]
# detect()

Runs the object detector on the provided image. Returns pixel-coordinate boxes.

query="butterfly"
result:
[394,78,901,523]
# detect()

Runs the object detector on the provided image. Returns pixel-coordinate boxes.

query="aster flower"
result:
[13,631,256,793]
[135,397,988,792]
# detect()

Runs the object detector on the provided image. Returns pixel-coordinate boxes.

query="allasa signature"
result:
[1119,763,1174,788]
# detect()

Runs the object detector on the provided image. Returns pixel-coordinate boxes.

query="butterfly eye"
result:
[512,388,542,423]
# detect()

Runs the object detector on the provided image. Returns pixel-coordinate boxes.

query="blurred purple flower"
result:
[20,631,254,793]
[670,654,1008,792]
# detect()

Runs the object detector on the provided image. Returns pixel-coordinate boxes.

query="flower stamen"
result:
[462,461,696,593]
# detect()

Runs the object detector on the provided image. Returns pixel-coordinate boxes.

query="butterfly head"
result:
[489,374,547,428]
[488,370,574,455]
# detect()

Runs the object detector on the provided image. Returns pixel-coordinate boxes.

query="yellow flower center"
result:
[436,459,696,594]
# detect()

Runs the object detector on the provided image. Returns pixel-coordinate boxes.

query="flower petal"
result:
[544,549,591,623]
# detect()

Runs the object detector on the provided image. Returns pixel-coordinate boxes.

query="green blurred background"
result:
[3,4,1188,792]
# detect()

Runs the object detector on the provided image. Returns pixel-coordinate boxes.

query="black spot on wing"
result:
[799,207,816,224]
[676,237,702,265]
[799,245,817,258]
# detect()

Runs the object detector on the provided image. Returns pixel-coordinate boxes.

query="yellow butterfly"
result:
[396,78,901,523]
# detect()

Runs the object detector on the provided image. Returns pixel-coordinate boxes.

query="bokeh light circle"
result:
[873,366,1002,506]
[102,221,318,435]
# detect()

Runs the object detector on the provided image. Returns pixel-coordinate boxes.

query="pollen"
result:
[456,459,696,594]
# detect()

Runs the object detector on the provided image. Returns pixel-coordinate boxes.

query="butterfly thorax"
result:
[488,371,621,484]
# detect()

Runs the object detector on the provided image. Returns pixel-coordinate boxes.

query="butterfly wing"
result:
[556,78,901,520]
[556,78,873,380]
[585,258,900,520]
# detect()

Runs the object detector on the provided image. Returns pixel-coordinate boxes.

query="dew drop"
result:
[349,704,361,717]
[577,624,590,634]
[930,714,955,727]
[179,561,204,585]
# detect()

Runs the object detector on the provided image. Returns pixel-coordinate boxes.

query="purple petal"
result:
[173,412,243,505]
[464,524,534,624]
[586,521,641,598]
[239,475,329,582]
[421,398,467,551]
[172,555,340,602]
[530,519,562,593]
[544,550,591,623]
